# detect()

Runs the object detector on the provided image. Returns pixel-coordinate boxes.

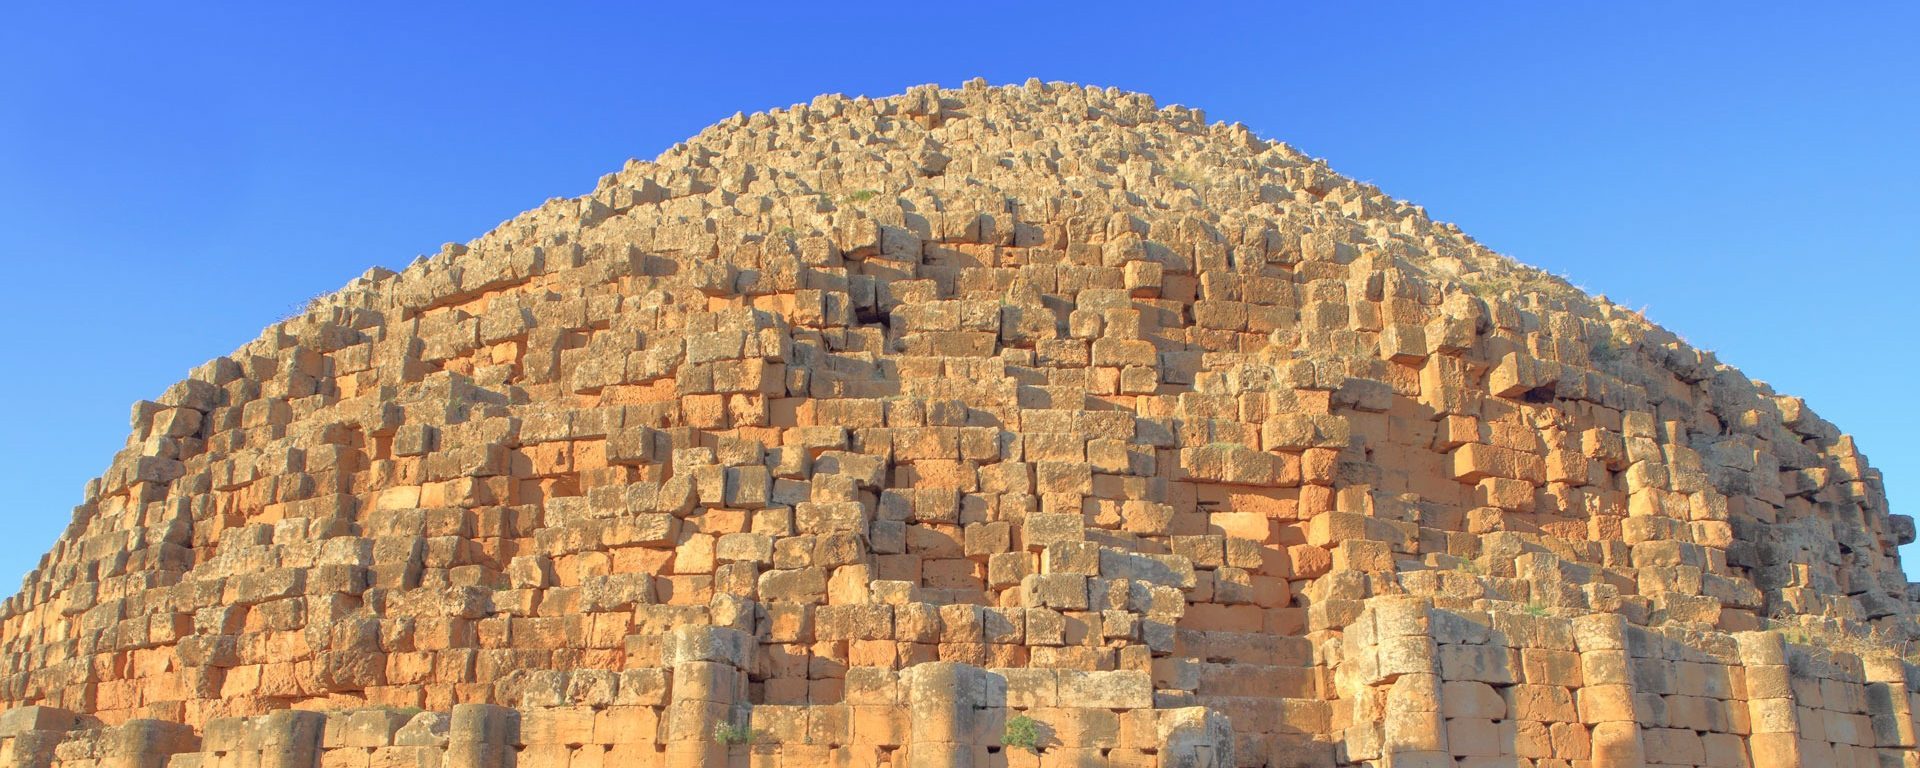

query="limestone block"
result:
[1588,721,1645,768]
[983,607,1025,645]
[394,712,451,747]
[850,704,906,748]
[1043,541,1100,576]
[1745,731,1802,768]
[1443,717,1500,757]
[1430,610,1494,646]
[1475,476,1535,513]
[1182,443,1296,486]
[1572,614,1629,653]
[1058,670,1153,709]
[1449,443,1544,485]
[1034,707,1119,749]
[934,604,984,644]
[0,707,75,739]
[256,710,326,768]
[1124,260,1163,297]
[1262,413,1351,451]
[445,703,517,753]
[757,567,826,603]
[1371,598,1434,638]
[100,720,197,768]
[715,532,774,564]
[1580,650,1632,688]
[1508,684,1577,723]
[1155,707,1234,768]
[900,662,1006,745]
[900,742,985,768]
[1384,677,1448,752]
[1735,631,1789,666]
[963,521,1012,558]
[1437,644,1514,685]
[722,466,771,509]
[579,573,655,612]
[1519,648,1582,687]
[670,661,743,705]
[816,605,893,641]
[895,603,942,643]
[1091,339,1156,368]
[1638,727,1704,765]
[1490,352,1555,398]
[1440,681,1505,720]
[334,709,409,748]
[1096,548,1195,590]
[1020,574,1089,611]
[1374,636,1439,683]
[1576,685,1638,724]
[659,699,730,745]
[662,626,753,669]
[1866,676,1916,747]
[1378,750,1454,768]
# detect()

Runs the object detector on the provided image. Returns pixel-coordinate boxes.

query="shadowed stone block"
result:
[0,707,75,740]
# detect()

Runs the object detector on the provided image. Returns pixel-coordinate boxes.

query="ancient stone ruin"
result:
[1,79,1914,768]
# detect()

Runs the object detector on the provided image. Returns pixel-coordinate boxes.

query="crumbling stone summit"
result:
[1,79,1915,768]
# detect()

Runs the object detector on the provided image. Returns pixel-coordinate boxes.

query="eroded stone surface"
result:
[0,79,1914,767]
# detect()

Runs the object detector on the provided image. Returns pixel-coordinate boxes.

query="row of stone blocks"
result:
[0,627,1233,768]
[0,703,507,768]
[0,695,1230,768]
[1338,596,1920,768]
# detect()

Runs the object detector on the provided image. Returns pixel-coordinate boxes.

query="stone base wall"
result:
[8,608,1920,768]
[0,660,1230,768]
[0,709,191,768]
[1335,597,1920,767]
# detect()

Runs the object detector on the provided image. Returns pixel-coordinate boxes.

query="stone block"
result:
[0,707,76,739]
[1020,573,1089,611]
[1437,644,1514,685]
[1021,512,1085,551]
[394,712,451,747]
[900,662,1007,745]
[1440,681,1505,720]
[1156,707,1234,768]
[816,605,893,641]
[1058,670,1153,709]
[662,626,753,668]
[335,709,408,748]
[102,720,197,768]
[1576,685,1638,724]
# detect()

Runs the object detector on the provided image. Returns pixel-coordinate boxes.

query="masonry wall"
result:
[1336,597,1920,768]
[1,82,1914,768]
[0,659,1232,768]
[8,619,1916,768]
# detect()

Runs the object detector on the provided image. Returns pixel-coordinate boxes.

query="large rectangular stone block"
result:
[900,662,1007,745]
[0,707,75,739]
[1058,670,1153,710]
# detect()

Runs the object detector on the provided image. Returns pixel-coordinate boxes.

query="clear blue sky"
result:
[1,4,1914,587]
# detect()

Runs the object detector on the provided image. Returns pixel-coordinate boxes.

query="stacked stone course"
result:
[1,79,1915,766]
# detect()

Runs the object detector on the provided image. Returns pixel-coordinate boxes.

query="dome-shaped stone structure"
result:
[1,80,1912,768]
